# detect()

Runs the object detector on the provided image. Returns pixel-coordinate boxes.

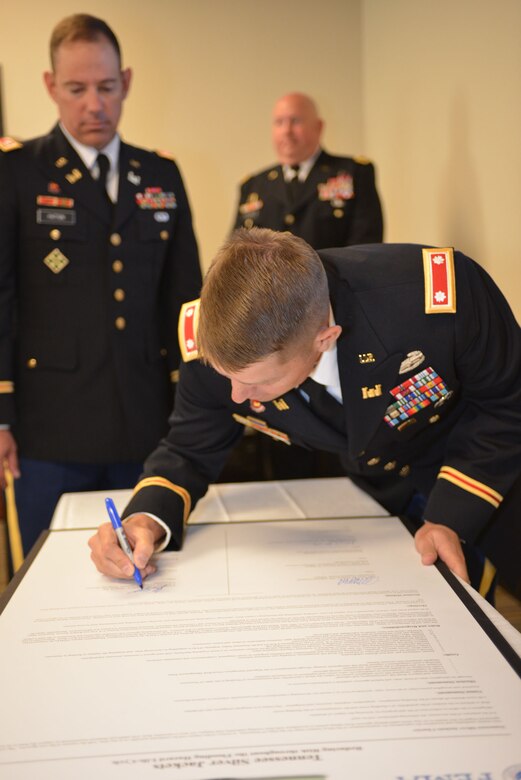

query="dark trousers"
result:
[14,458,143,556]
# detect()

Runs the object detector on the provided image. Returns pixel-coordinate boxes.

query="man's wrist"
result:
[123,512,171,552]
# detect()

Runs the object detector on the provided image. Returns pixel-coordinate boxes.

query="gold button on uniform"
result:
[399,465,411,477]
[384,461,397,471]
[429,414,440,424]
[284,214,295,225]
[114,288,125,302]
[115,316,126,330]
[27,358,37,368]
[333,208,344,218]
[367,456,380,466]
[160,230,169,240]
[112,259,123,273]
[50,228,61,240]
[110,233,122,246]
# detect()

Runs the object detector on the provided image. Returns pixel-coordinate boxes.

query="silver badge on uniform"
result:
[399,350,425,374]
[154,211,170,222]
[127,171,141,186]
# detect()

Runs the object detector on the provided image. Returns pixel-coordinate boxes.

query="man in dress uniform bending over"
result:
[0,14,202,554]
[89,229,521,601]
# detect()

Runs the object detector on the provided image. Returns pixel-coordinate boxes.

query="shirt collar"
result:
[308,306,342,400]
[59,123,121,174]
[282,146,321,182]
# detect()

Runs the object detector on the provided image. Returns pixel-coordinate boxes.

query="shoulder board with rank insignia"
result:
[422,247,456,314]
[353,155,371,165]
[178,298,200,362]
[156,149,176,162]
[0,136,23,152]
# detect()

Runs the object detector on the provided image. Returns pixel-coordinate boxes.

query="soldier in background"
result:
[233,92,383,249]
[230,92,383,480]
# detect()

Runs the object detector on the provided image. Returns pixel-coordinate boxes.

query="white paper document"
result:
[50,476,389,530]
[0,517,519,780]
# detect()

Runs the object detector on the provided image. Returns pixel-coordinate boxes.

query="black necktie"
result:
[287,164,302,203]
[300,377,346,433]
[95,153,112,205]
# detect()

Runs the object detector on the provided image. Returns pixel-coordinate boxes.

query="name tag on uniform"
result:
[37,208,76,226]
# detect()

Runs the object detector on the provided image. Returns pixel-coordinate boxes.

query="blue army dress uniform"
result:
[233,150,384,249]
[0,126,202,550]
[120,244,521,598]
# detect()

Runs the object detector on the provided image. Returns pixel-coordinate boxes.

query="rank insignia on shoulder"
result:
[422,248,456,314]
[178,298,200,362]
[0,136,23,152]
[354,155,371,165]
[156,149,176,162]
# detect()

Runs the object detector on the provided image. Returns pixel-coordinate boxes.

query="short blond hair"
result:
[198,228,329,371]
[50,14,122,69]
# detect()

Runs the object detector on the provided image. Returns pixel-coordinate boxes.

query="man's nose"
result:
[230,381,252,404]
[85,88,104,112]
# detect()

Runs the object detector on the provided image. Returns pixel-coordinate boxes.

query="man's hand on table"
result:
[88,514,166,581]
[414,520,469,583]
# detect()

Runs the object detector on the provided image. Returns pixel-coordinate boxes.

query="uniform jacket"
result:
[123,244,521,592]
[0,125,202,462]
[233,150,383,249]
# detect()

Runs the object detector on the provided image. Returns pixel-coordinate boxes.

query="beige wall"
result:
[0,0,363,266]
[1,0,520,319]
[363,0,521,318]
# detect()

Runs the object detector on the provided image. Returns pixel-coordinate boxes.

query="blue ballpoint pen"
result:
[105,497,143,589]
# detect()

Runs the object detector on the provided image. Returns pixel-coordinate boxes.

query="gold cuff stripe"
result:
[133,477,191,524]
[0,380,14,394]
[438,466,502,508]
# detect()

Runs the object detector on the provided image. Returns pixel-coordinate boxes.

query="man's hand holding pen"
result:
[88,513,165,582]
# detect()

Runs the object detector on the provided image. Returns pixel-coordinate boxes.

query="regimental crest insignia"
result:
[178,299,200,362]
[422,247,456,314]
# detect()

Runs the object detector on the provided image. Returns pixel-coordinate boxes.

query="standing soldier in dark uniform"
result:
[233,92,383,249]
[89,229,521,602]
[0,14,202,554]
[231,92,383,480]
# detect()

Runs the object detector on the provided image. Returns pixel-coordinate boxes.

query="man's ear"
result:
[315,324,342,354]
[121,67,132,99]
[43,71,57,102]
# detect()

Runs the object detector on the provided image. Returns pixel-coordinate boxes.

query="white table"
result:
[50,477,521,656]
